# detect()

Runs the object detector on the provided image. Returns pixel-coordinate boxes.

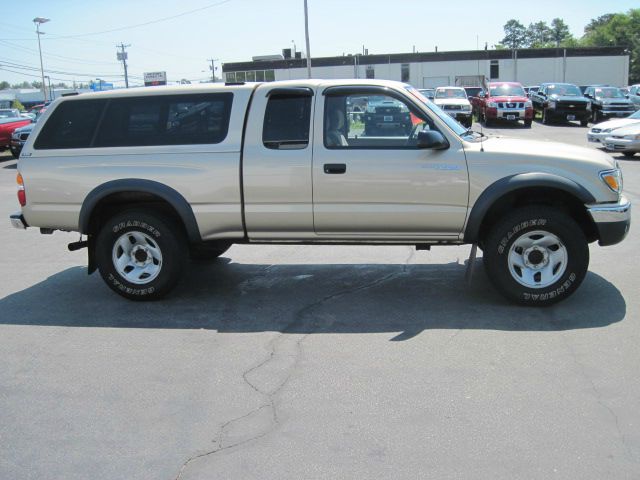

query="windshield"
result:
[406,86,468,136]
[489,84,526,97]
[547,84,582,96]
[0,109,18,118]
[435,89,467,99]
[594,88,625,99]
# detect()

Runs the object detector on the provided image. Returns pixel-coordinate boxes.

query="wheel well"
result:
[86,191,189,240]
[477,187,597,246]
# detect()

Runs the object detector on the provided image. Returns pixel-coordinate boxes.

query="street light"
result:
[43,75,53,101]
[33,17,50,103]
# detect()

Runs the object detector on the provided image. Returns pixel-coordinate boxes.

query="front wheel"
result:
[580,118,589,127]
[483,206,589,306]
[524,119,532,128]
[95,209,187,300]
[622,152,636,158]
[9,147,20,159]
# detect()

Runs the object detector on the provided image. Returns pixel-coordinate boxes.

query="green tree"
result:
[30,81,43,89]
[550,18,572,47]
[0,80,10,90]
[581,9,640,83]
[526,21,552,47]
[11,81,31,89]
[501,19,527,49]
[11,99,24,111]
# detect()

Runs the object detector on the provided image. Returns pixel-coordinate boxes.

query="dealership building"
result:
[222,46,630,88]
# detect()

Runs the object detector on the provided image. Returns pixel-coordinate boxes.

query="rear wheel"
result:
[622,151,636,158]
[95,209,187,300]
[483,206,589,306]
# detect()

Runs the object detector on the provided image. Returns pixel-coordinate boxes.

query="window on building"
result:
[265,70,275,81]
[225,72,236,83]
[366,66,375,79]
[235,72,246,82]
[490,60,499,79]
[34,100,106,149]
[401,64,410,83]
[255,71,265,82]
[93,93,233,147]
[262,93,312,149]
[246,71,256,82]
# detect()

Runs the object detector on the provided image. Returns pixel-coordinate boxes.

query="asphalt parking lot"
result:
[1,119,638,480]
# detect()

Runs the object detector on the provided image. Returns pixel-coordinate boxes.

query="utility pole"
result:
[33,17,50,103]
[117,43,130,88]
[303,0,312,78]
[207,58,218,82]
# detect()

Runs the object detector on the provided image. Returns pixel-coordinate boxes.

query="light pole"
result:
[207,58,218,82]
[33,17,50,103]
[44,75,53,100]
[303,0,311,78]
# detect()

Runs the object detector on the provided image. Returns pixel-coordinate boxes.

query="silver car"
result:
[604,123,640,158]
[588,110,640,143]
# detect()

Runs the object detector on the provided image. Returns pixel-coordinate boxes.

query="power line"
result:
[0,0,233,41]
[0,39,121,66]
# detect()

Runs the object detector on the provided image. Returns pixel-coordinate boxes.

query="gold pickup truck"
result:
[10,79,630,305]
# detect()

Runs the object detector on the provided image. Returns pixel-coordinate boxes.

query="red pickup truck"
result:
[472,82,533,128]
[1,117,32,155]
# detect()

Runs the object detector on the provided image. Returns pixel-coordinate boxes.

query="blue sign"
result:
[90,81,114,91]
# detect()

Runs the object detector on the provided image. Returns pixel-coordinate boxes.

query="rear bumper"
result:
[587,196,631,246]
[10,213,28,230]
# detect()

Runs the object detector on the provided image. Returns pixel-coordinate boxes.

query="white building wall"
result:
[259,54,629,88]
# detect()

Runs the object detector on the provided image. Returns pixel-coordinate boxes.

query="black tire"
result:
[9,147,20,159]
[622,152,636,158]
[95,209,187,301]
[484,114,492,127]
[580,118,589,127]
[524,119,532,128]
[592,109,600,124]
[189,242,232,261]
[483,206,589,306]
[542,108,550,125]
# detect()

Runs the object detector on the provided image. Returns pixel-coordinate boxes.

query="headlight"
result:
[603,128,612,133]
[600,169,623,193]
[548,101,556,108]
[624,134,640,140]
[487,102,498,108]
[586,102,592,110]
[462,104,471,111]
[524,100,532,108]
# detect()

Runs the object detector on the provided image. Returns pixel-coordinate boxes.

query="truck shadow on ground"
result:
[0,259,626,338]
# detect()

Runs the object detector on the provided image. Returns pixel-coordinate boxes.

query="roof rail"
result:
[225,82,246,86]
[61,92,79,97]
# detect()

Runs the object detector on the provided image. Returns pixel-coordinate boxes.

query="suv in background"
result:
[363,95,413,136]
[433,87,472,127]
[474,82,533,127]
[463,86,483,100]
[530,83,591,126]
[584,86,636,123]
[628,84,640,109]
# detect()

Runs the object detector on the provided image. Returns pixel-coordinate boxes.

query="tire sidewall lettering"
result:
[112,220,161,238]
[497,218,548,254]
[107,273,155,296]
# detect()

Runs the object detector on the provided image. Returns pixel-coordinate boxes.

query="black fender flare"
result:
[464,173,596,243]
[78,179,201,243]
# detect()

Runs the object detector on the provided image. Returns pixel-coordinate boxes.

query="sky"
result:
[0,0,637,87]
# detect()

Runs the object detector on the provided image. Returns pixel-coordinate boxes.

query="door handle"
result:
[324,163,346,174]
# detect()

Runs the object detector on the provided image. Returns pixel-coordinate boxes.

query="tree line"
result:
[0,80,90,90]
[500,9,639,82]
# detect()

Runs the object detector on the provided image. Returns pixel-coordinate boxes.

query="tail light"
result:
[17,173,26,206]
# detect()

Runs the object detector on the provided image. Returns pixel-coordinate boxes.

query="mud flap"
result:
[465,243,478,286]
[87,235,97,274]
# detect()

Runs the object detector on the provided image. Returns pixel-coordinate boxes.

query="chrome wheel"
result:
[112,231,163,285]
[507,230,568,289]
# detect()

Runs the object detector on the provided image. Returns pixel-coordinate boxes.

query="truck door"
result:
[242,86,315,239]
[312,86,468,238]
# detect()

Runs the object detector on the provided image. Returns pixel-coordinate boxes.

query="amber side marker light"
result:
[17,172,26,206]
[600,169,622,193]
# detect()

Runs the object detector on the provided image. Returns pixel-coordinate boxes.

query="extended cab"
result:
[10,80,630,305]
[474,82,533,127]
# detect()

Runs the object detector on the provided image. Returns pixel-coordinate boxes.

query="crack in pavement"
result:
[561,333,636,464]
[174,247,416,479]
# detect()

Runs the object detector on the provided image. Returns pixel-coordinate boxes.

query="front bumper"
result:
[486,107,533,121]
[587,196,631,246]
[603,137,640,153]
[600,109,636,119]
[548,109,590,121]
[588,132,610,143]
[443,110,472,120]
[10,213,28,230]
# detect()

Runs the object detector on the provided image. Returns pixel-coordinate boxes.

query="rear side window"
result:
[95,93,233,147]
[34,100,106,149]
[262,95,312,149]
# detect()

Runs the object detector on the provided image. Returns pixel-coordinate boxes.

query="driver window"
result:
[324,92,433,149]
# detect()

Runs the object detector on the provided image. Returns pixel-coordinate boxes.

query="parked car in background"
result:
[0,116,32,154]
[10,122,36,158]
[463,86,483,100]
[530,83,591,126]
[526,85,540,97]
[473,82,533,127]
[584,86,636,123]
[0,108,21,119]
[433,87,472,127]
[363,95,413,136]
[603,123,640,158]
[587,109,640,144]
[418,88,435,100]
[628,84,640,109]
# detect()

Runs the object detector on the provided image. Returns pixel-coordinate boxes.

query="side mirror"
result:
[417,130,449,150]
